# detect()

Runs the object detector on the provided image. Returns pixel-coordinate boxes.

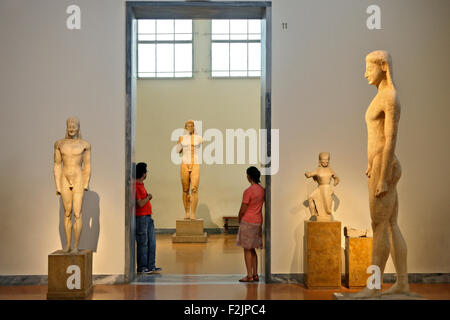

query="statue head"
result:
[65,117,81,139]
[365,50,395,89]
[185,120,195,135]
[319,152,330,167]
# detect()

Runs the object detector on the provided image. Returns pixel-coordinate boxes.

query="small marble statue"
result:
[176,120,203,220]
[351,50,409,298]
[304,152,339,221]
[53,117,91,253]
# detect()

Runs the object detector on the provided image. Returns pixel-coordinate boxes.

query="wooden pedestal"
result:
[172,219,207,243]
[47,250,93,299]
[344,237,373,288]
[305,221,341,289]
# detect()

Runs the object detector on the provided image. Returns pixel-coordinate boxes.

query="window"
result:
[211,19,261,78]
[137,19,193,78]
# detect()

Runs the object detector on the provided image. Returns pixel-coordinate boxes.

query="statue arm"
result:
[377,97,399,197]
[176,136,183,154]
[53,142,62,195]
[332,171,340,186]
[305,169,317,179]
[82,143,91,190]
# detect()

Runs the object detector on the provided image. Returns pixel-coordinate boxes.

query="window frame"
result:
[210,19,262,79]
[137,19,195,79]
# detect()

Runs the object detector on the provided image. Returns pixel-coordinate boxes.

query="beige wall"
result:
[136,20,261,229]
[0,0,449,276]
[0,0,126,275]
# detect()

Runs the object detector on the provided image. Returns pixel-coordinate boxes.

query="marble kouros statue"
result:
[352,50,409,298]
[176,120,204,220]
[53,117,91,253]
[305,152,340,221]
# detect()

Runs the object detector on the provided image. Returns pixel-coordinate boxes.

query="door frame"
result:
[125,1,272,283]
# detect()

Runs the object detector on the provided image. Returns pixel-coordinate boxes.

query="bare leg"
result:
[251,249,258,278]
[181,164,191,219]
[244,249,253,279]
[307,196,317,217]
[190,164,200,220]
[71,190,84,253]
[383,193,409,295]
[60,179,73,253]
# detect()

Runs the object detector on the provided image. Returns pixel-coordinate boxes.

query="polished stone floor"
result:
[1,234,449,300]
[1,283,449,300]
[152,234,254,275]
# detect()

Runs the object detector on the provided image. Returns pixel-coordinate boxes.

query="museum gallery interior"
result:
[0,0,449,301]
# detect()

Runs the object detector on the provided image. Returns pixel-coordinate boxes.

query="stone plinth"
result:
[304,221,341,289]
[47,250,93,299]
[345,237,373,288]
[172,219,207,243]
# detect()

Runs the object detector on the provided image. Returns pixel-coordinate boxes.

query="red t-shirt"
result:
[135,181,152,217]
[241,183,265,224]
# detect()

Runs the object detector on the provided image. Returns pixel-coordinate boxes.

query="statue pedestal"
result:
[172,219,207,243]
[344,236,373,288]
[47,250,93,299]
[304,221,341,289]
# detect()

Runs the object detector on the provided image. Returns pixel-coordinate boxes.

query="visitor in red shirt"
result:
[135,162,162,274]
[236,166,265,282]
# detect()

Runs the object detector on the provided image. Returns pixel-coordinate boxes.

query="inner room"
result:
[135,18,265,278]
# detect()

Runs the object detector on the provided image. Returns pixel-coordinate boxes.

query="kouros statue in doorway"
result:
[176,120,204,220]
[305,152,340,221]
[351,50,410,298]
[53,117,91,253]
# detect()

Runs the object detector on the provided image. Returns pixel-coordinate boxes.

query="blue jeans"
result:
[136,215,156,271]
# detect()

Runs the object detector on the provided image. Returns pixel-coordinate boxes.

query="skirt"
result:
[236,220,263,249]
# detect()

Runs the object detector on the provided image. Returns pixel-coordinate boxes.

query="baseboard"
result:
[269,273,450,284]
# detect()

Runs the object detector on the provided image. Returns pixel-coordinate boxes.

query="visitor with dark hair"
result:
[135,162,162,274]
[236,166,265,282]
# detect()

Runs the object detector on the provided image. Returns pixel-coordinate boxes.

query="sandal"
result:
[252,275,259,282]
[239,276,254,282]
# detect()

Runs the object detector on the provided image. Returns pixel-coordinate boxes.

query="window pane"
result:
[230,20,247,40]
[248,20,261,40]
[230,71,247,77]
[157,20,174,41]
[212,42,229,72]
[175,72,192,78]
[175,20,192,41]
[248,42,261,72]
[138,20,156,41]
[175,43,192,72]
[230,43,247,72]
[157,43,174,74]
[139,72,156,78]
[211,20,229,40]
[138,43,155,73]
[212,71,230,77]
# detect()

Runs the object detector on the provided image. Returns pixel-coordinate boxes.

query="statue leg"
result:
[307,195,317,217]
[383,161,409,295]
[60,178,73,253]
[190,165,200,220]
[181,165,191,219]
[71,187,84,254]
[351,157,390,298]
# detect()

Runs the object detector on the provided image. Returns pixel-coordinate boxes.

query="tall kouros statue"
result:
[353,50,409,298]
[53,117,91,253]
[176,120,203,220]
[305,152,340,221]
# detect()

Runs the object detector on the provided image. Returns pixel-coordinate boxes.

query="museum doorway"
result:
[125,1,272,284]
